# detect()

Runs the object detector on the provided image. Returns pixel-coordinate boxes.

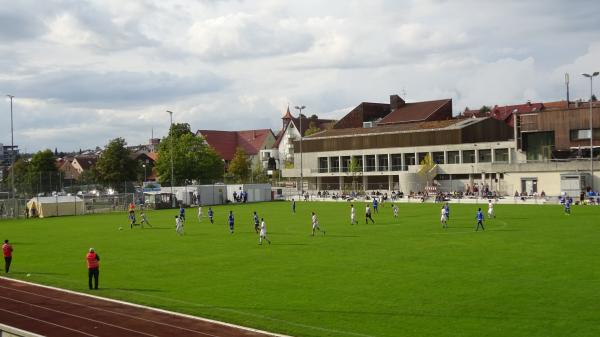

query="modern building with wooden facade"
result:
[281,95,600,196]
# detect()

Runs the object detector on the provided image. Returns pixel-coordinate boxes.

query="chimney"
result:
[253,130,256,139]
[390,95,405,110]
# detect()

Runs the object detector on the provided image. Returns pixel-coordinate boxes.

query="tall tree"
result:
[418,154,436,186]
[349,156,362,192]
[28,149,58,194]
[228,147,251,183]
[304,121,321,136]
[155,129,224,185]
[8,158,31,196]
[95,138,138,190]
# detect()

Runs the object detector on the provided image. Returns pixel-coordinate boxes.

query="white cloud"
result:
[45,13,96,47]
[1,0,600,152]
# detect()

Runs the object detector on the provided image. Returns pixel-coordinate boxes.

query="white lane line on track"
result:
[0,307,98,337]
[3,277,372,337]
[0,295,159,337]
[1,277,294,337]
[0,285,220,337]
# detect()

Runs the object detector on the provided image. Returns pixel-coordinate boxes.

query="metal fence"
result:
[0,193,136,220]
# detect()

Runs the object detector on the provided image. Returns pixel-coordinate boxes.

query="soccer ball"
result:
[26,273,31,277]
[118,227,123,231]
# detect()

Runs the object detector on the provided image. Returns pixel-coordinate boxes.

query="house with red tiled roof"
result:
[262,106,336,170]
[489,101,545,127]
[196,129,276,168]
[57,157,80,181]
[71,156,98,176]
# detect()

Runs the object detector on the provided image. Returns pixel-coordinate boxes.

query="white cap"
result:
[89,248,94,252]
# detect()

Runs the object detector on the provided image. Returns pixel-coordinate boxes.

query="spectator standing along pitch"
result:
[3,240,13,273]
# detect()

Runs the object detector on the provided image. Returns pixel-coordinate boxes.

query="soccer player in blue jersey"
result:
[208,207,214,224]
[444,203,450,220]
[564,197,571,215]
[253,211,260,233]
[373,197,379,213]
[475,208,485,231]
[228,211,235,234]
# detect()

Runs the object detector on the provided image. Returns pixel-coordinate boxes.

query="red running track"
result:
[0,277,288,337]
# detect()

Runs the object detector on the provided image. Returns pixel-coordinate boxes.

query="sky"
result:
[1,0,599,153]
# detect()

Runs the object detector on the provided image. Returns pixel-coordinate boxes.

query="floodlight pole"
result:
[294,105,306,194]
[7,95,15,211]
[167,110,175,198]
[582,72,599,191]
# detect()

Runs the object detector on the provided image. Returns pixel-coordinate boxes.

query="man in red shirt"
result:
[3,240,13,273]
[86,248,100,290]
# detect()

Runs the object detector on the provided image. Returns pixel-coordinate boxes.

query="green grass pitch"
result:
[1,201,599,337]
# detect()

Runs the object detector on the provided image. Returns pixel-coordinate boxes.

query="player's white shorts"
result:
[441,215,447,222]
[260,231,266,237]
[488,209,494,215]
[351,215,355,222]
[312,222,319,230]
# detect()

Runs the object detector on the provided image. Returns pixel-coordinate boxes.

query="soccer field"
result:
[1,201,599,337]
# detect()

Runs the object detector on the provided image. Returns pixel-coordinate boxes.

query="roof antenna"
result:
[401,87,407,100]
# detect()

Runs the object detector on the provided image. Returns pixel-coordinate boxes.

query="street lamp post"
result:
[7,95,15,211]
[166,110,175,200]
[142,164,147,182]
[294,105,306,194]
[582,72,599,191]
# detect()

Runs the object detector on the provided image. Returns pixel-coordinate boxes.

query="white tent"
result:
[27,196,85,218]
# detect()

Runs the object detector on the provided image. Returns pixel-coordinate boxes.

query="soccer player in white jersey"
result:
[259,218,271,245]
[440,206,448,228]
[311,212,325,236]
[175,215,184,235]
[487,200,495,219]
[393,204,399,219]
[350,204,356,225]
[197,205,202,223]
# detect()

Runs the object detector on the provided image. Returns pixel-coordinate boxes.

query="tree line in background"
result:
[0,121,275,197]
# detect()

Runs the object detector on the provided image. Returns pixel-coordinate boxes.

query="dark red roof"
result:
[462,108,490,118]
[272,115,336,149]
[489,102,544,127]
[282,106,293,119]
[74,156,97,170]
[197,129,274,161]
[378,99,452,125]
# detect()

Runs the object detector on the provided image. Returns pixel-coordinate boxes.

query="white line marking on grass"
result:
[1,277,291,337]
[0,295,160,337]
[110,288,377,337]
[3,277,374,337]
[0,306,99,337]
[431,219,508,235]
[0,285,220,337]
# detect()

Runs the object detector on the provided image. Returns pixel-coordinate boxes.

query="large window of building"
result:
[417,152,428,164]
[365,155,376,172]
[341,156,351,172]
[494,149,509,162]
[405,153,416,166]
[391,154,403,171]
[432,151,445,164]
[462,150,476,163]
[378,155,389,171]
[447,151,460,164]
[318,157,328,173]
[330,156,340,172]
[570,128,600,141]
[478,149,492,163]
